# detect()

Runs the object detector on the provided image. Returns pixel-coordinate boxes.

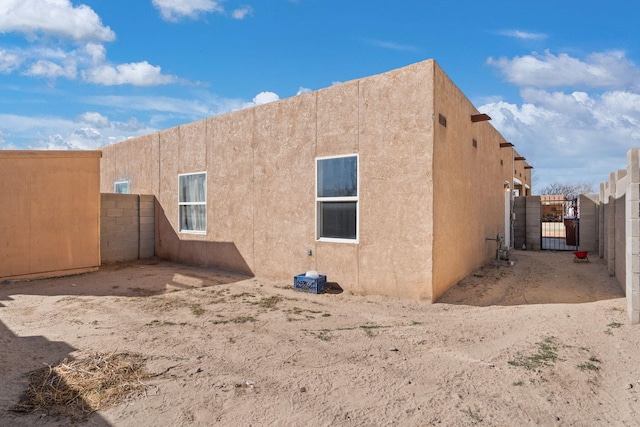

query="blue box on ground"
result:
[293,273,328,294]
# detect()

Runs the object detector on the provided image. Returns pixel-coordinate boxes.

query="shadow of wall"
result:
[154,199,253,276]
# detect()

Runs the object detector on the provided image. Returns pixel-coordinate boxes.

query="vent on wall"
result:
[438,114,447,127]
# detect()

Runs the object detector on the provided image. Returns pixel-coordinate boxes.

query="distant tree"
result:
[539,181,595,199]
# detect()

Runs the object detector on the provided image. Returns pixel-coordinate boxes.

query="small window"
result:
[316,155,358,242]
[438,114,447,127]
[179,172,206,233]
[114,180,129,194]
[472,139,477,148]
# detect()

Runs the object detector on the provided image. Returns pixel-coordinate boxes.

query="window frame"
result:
[315,154,359,243]
[114,180,130,194]
[178,171,207,235]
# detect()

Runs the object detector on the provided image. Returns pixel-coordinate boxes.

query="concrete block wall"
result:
[579,194,598,253]
[513,197,526,249]
[139,195,155,258]
[512,196,541,251]
[525,196,541,251]
[605,172,621,277]
[598,183,605,258]
[598,148,640,324]
[626,149,640,324]
[615,192,626,287]
[100,194,155,262]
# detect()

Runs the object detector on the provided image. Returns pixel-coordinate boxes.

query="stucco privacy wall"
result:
[0,151,101,280]
[100,60,510,301]
[431,65,506,301]
[100,194,155,263]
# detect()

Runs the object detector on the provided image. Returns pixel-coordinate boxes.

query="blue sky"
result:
[1,0,639,191]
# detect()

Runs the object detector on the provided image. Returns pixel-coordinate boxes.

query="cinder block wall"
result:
[599,183,605,258]
[598,149,640,324]
[578,194,599,252]
[625,149,640,324]
[100,194,155,262]
[615,180,627,287]
[525,196,541,251]
[513,197,526,249]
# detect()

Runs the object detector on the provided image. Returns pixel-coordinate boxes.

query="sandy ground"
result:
[1,250,638,426]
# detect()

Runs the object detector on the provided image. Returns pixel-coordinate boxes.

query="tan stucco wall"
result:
[101,60,436,299]
[355,61,434,300]
[431,65,507,301]
[513,149,532,194]
[100,59,509,301]
[0,151,101,280]
[101,133,160,195]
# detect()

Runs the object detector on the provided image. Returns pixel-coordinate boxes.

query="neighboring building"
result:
[100,59,529,301]
[541,195,568,222]
[0,150,101,280]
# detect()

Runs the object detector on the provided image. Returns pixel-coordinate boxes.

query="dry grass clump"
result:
[12,351,154,421]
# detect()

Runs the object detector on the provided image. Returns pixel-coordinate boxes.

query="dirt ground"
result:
[1,250,638,426]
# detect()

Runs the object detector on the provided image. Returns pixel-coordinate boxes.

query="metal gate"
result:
[541,195,579,251]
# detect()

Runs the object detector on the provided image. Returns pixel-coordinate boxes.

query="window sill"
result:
[317,237,359,244]
[179,230,207,235]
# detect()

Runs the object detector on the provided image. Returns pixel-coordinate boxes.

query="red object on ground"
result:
[574,251,588,259]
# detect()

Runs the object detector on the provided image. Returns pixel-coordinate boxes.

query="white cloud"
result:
[487,50,640,90]
[113,117,147,132]
[497,30,547,40]
[82,61,178,86]
[0,112,153,150]
[152,0,223,22]
[296,87,311,95]
[601,91,640,114]
[78,111,110,128]
[23,59,77,79]
[4,43,181,87]
[242,91,280,108]
[480,88,640,189]
[0,49,23,73]
[86,94,242,118]
[0,0,115,42]
[482,49,640,189]
[82,43,107,65]
[232,6,253,20]
[0,2,184,88]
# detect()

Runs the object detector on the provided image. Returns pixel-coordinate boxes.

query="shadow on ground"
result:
[0,321,111,426]
[0,258,250,305]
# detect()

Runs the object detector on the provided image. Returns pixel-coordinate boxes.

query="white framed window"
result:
[179,172,206,234]
[316,154,358,242]
[114,180,130,194]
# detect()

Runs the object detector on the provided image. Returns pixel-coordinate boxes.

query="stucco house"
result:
[100,59,530,301]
